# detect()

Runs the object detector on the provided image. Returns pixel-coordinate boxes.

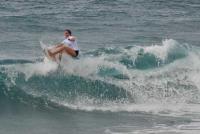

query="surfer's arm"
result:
[52,36,76,49]
[68,36,76,41]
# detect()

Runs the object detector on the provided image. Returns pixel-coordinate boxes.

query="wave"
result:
[0,39,200,115]
[121,39,189,69]
[0,59,35,65]
[85,39,189,69]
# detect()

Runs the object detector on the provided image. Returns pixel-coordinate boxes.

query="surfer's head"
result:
[64,29,72,38]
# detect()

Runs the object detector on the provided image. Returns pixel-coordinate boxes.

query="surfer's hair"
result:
[64,29,72,35]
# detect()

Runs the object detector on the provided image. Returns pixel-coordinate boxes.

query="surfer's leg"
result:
[55,44,63,48]
[48,45,76,57]
[63,46,76,57]
[48,45,65,57]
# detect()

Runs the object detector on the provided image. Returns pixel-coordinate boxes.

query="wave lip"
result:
[120,39,189,69]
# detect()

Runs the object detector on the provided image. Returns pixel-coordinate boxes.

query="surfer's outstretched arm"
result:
[48,43,63,50]
[53,36,75,48]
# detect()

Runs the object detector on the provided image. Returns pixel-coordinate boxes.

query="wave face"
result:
[1,39,200,114]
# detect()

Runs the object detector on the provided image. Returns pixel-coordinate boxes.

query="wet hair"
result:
[64,29,72,35]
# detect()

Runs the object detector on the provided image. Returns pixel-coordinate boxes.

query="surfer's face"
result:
[64,31,70,38]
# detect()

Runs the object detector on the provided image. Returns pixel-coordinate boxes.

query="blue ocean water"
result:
[1,0,200,134]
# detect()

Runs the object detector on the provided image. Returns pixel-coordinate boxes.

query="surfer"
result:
[48,29,79,60]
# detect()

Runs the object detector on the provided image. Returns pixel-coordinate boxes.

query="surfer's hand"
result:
[68,36,76,41]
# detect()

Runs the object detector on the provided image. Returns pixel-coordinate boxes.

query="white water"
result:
[2,39,200,119]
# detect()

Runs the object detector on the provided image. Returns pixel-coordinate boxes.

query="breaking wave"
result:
[0,39,200,116]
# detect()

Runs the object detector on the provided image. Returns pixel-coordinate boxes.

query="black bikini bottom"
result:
[74,50,79,57]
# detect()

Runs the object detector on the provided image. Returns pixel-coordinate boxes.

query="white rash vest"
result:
[62,38,79,51]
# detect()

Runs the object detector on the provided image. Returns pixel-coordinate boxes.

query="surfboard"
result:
[40,41,59,62]
[42,47,53,60]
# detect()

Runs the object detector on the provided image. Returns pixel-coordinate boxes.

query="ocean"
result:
[0,0,200,134]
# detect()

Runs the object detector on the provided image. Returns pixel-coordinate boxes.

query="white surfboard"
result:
[40,41,60,63]
[43,47,53,60]
[40,41,51,58]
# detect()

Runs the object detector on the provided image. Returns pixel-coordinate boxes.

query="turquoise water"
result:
[1,0,200,134]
